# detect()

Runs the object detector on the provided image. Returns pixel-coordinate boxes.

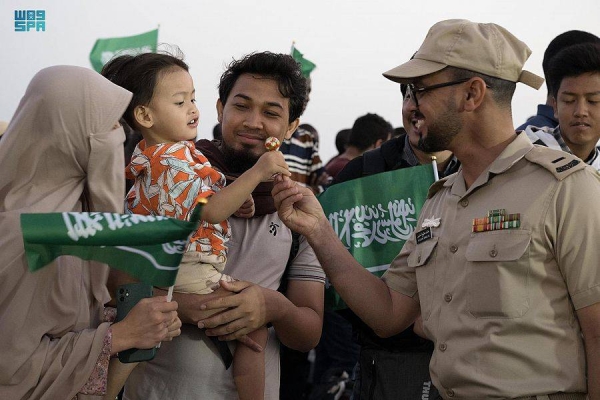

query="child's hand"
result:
[252,151,291,182]
[234,196,255,218]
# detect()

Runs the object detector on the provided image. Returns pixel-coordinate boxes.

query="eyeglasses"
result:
[406,78,471,108]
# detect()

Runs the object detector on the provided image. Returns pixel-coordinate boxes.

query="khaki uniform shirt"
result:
[383,133,600,399]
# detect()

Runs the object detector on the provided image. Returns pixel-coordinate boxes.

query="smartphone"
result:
[115,282,157,363]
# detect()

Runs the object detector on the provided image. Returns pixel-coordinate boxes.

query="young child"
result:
[102,52,289,399]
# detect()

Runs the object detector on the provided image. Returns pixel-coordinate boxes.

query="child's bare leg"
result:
[233,326,268,400]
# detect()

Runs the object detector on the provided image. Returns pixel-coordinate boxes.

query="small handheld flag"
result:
[20,204,203,287]
[291,43,316,78]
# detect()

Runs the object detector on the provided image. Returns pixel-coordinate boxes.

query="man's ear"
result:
[216,99,224,123]
[134,105,153,129]
[463,78,486,112]
[551,96,558,119]
[285,118,300,140]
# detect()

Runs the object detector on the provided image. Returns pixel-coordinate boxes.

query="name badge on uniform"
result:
[416,227,432,244]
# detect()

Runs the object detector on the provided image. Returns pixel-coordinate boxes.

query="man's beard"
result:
[220,141,260,173]
[416,102,461,153]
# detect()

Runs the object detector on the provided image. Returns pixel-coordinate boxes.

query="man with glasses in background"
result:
[273,19,600,399]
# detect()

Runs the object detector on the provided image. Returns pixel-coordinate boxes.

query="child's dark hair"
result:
[101,51,189,129]
[218,52,308,122]
[547,42,600,99]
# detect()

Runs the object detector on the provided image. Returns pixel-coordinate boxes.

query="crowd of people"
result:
[0,18,599,400]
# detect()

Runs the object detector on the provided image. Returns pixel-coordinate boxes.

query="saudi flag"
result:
[318,165,435,310]
[291,44,316,78]
[89,29,159,73]
[21,207,201,287]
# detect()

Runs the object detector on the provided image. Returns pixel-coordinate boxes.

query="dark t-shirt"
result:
[324,155,351,180]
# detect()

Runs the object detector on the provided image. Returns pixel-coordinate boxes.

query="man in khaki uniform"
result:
[272,19,600,399]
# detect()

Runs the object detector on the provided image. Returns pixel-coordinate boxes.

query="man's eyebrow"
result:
[233,93,251,101]
[559,90,600,96]
[265,101,284,110]
[233,93,284,109]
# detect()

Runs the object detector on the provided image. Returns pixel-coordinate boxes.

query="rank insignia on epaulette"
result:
[555,159,580,173]
[472,209,521,232]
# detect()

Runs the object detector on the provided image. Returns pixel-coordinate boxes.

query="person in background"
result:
[335,128,351,154]
[392,126,406,138]
[324,128,351,172]
[280,78,330,194]
[280,124,329,194]
[326,113,392,180]
[0,65,180,400]
[525,42,600,171]
[516,29,599,131]
[300,122,320,144]
[213,122,223,141]
[273,19,600,399]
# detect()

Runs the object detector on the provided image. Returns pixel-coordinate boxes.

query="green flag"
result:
[318,164,435,310]
[291,45,316,77]
[21,207,201,287]
[89,29,159,73]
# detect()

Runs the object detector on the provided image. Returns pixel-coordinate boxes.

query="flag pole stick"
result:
[431,156,439,182]
[156,285,174,350]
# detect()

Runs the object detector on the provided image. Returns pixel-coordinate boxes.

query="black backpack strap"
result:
[362,134,406,176]
[362,147,386,177]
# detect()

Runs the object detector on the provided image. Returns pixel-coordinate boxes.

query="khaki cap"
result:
[383,19,544,89]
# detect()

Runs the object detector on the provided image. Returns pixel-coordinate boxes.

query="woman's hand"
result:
[110,296,179,354]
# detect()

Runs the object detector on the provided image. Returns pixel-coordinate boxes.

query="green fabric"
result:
[291,45,316,77]
[20,205,201,287]
[318,164,435,310]
[89,29,158,73]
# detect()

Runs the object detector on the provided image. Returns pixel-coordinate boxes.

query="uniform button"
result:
[439,343,447,351]
[489,249,498,257]
[460,199,469,207]
[446,389,455,397]
[450,245,458,253]
[444,293,453,302]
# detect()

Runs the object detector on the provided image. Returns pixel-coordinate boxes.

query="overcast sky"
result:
[1,0,598,161]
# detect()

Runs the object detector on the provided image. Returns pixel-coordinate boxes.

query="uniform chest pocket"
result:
[465,230,531,319]
[407,238,438,321]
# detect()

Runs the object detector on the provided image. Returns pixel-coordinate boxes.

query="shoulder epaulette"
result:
[427,175,452,198]
[524,146,586,180]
